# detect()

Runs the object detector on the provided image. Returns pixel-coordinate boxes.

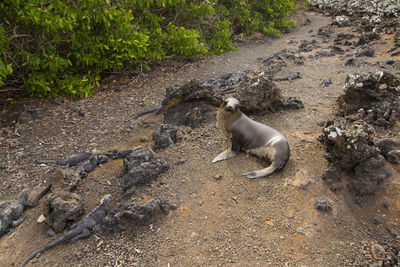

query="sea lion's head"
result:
[221,97,240,113]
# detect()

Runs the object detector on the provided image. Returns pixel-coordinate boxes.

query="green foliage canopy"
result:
[0,0,305,97]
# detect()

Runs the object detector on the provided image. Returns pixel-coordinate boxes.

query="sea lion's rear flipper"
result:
[212,149,238,163]
[242,162,279,179]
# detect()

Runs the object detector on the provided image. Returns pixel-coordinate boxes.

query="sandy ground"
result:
[1,10,400,267]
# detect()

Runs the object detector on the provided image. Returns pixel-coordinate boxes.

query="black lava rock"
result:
[314,199,332,212]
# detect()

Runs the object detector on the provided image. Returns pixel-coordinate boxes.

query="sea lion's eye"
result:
[223,100,228,106]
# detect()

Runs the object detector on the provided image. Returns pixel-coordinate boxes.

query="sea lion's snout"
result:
[223,97,239,113]
[225,105,235,112]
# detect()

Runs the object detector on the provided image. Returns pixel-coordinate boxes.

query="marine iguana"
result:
[0,185,52,237]
[133,106,162,119]
[35,150,134,177]
[19,194,112,267]
[273,72,301,81]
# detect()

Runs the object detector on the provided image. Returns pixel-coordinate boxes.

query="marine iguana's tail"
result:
[19,229,77,267]
[32,184,52,207]
[132,106,161,120]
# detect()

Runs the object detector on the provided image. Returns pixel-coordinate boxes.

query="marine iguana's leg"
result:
[21,184,52,208]
[11,217,25,227]
[66,228,91,244]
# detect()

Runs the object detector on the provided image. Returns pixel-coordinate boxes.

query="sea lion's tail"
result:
[243,140,290,179]
[242,161,280,179]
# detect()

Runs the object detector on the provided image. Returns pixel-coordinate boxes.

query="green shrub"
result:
[166,23,208,58]
[0,25,12,87]
[0,0,305,97]
[209,19,237,54]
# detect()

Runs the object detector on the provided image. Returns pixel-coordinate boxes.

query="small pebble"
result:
[386,59,395,65]
[214,174,222,180]
[371,217,382,225]
[78,110,85,117]
[140,137,148,142]
[176,160,186,165]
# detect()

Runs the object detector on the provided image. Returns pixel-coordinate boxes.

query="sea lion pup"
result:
[213,97,290,179]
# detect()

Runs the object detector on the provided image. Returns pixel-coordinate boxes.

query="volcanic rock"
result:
[122,148,169,197]
[45,192,85,232]
[352,155,391,195]
[374,138,400,158]
[152,124,182,150]
[337,72,400,117]
[319,117,378,170]
[49,168,81,191]
[314,199,332,212]
[97,198,176,234]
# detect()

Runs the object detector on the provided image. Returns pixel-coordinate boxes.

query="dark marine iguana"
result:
[19,194,112,267]
[35,150,134,178]
[0,185,52,237]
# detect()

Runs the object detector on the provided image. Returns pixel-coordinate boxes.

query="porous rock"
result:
[352,155,391,195]
[318,26,333,38]
[45,192,85,232]
[357,32,380,46]
[16,104,45,124]
[319,72,400,197]
[371,243,390,261]
[97,198,177,233]
[236,71,281,112]
[356,48,375,57]
[49,168,81,191]
[314,199,332,212]
[322,164,343,193]
[164,103,211,128]
[375,138,400,160]
[319,117,378,170]
[122,148,169,197]
[337,72,400,117]
[261,49,305,69]
[320,79,332,88]
[162,79,220,111]
[360,242,398,266]
[161,70,298,126]
[309,0,400,19]
[183,107,206,128]
[115,198,176,227]
[334,15,350,27]
[273,97,304,111]
[122,147,152,171]
[152,124,182,150]
[387,150,400,164]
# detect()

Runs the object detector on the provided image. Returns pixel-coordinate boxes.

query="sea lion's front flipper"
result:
[212,149,238,163]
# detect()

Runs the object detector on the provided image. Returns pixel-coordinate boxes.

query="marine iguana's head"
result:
[17,188,30,202]
[100,194,112,207]
[221,97,240,113]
